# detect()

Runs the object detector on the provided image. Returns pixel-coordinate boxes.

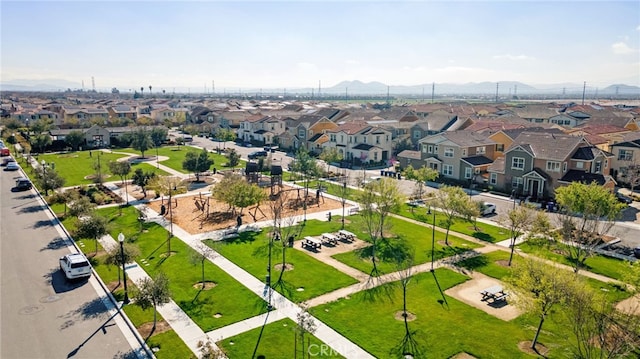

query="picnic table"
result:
[302,236,322,250]
[321,233,338,246]
[338,230,356,242]
[480,285,508,302]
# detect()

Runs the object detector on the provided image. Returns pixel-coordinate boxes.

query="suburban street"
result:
[187,132,640,250]
[0,167,141,358]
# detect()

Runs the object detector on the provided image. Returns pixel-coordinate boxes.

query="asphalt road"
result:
[186,133,640,249]
[0,165,140,359]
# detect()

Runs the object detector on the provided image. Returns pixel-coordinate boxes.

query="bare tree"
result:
[148,176,188,255]
[189,243,216,291]
[434,185,468,245]
[295,305,317,359]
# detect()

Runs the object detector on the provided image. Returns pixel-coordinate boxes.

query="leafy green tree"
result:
[150,127,168,148]
[74,212,110,254]
[507,257,578,351]
[132,272,171,334]
[30,133,52,154]
[555,182,625,273]
[434,185,468,245]
[104,243,140,286]
[182,148,213,182]
[227,149,240,167]
[34,164,65,196]
[131,168,155,198]
[403,165,438,200]
[67,195,95,217]
[319,147,343,175]
[108,161,131,184]
[215,127,236,149]
[212,173,266,219]
[131,129,152,158]
[65,130,85,150]
[356,177,405,277]
[29,118,53,134]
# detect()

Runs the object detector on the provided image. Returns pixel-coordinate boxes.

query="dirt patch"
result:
[137,320,171,338]
[444,272,522,321]
[274,263,294,271]
[450,353,477,359]
[517,341,549,356]
[159,251,178,258]
[147,184,343,235]
[192,281,217,290]
[394,311,416,321]
[616,295,640,316]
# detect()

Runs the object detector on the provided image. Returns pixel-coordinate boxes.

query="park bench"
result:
[302,236,322,251]
[321,233,338,246]
[348,207,359,215]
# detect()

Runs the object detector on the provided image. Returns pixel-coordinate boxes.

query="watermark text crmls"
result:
[307,343,340,357]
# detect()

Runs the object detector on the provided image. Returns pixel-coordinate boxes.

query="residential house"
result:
[609,134,640,186]
[284,114,338,153]
[238,115,286,145]
[49,124,111,148]
[62,107,109,125]
[413,131,497,182]
[567,124,631,151]
[489,132,615,199]
[108,105,137,121]
[323,122,394,164]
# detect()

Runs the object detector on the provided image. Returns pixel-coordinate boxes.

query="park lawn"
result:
[120,145,244,174]
[394,203,512,243]
[218,318,344,359]
[95,206,268,332]
[457,251,632,303]
[517,242,632,281]
[332,216,480,275]
[123,305,194,359]
[206,227,359,303]
[310,269,543,358]
[37,151,128,186]
[130,162,172,176]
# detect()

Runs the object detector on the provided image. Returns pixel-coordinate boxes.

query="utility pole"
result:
[582,81,586,105]
[495,82,499,103]
[431,82,435,103]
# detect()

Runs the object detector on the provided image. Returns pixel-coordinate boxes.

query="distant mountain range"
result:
[1,78,639,96]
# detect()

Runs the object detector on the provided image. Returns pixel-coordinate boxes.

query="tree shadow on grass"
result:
[431,271,449,310]
[456,255,489,272]
[472,232,495,242]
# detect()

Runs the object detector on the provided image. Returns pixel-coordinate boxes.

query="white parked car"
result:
[480,202,497,216]
[59,253,92,280]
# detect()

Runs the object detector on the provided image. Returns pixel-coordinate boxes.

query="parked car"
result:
[615,192,633,204]
[4,162,19,171]
[59,253,92,280]
[13,178,32,191]
[248,150,268,160]
[1,156,15,166]
[480,202,497,216]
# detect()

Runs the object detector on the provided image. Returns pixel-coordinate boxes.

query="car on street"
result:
[248,150,268,160]
[59,253,92,280]
[615,192,633,204]
[480,202,497,216]
[13,178,32,191]
[1,156,15,166]
[4,162,19,171]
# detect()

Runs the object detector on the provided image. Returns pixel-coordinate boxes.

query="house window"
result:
[618,149,633,161]
[512,177,523,190]
[374,152,378,160]
[512,157,525,170]
[386,135,389,142]
[496,144,505,151]
[444,147,454,158]
[413,130,421,139]
[464,167,472,179]
[576,161,584,169]
[427,145,433,153]
[434,145,439,153]
[595,161,602,173]
[563,162,567,172]
[298,129,306,139]
[363,136,367,144]
[443,164,453,176]
[462,149,467,156]
[349,136,353,143]
[490,173,497,185]
[546,161,561,172]
[340,135,344,143]
[376,135,380,144]
[476,146,486,155]
[330,134,336,142]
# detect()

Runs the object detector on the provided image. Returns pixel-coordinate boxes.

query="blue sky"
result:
[1,1,639,91]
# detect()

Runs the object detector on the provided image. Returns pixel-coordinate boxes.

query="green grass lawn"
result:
[394,203,513,243]
[332,216,480,275]
[36,151,128,186]
[218,318,344,359]
[517,242,632,281]
[118,145,245,174]
[206,221,359,302]
[88,206,268,332]
[130,161,172,176]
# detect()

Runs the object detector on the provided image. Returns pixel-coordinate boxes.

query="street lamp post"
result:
[341,181,347,230]
[429,205,436,272]
[41,160,47,195]
[266,232,277,311]
[118,233,130,304]
[511,189,517,209]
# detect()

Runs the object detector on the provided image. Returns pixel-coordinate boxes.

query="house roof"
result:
[509,132,584,161]
[560,170,609,185]
[487,156,505,173]
[353,143,375,151]
[572,124,629,136]
[420,130,495,148]
[610,138,640,149]
[461,155,493,166]
[397,150,421,160]
[308,133,323,142]
[333,121,370,135]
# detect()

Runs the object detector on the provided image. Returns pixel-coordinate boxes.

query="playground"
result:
[147,184,345,234]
